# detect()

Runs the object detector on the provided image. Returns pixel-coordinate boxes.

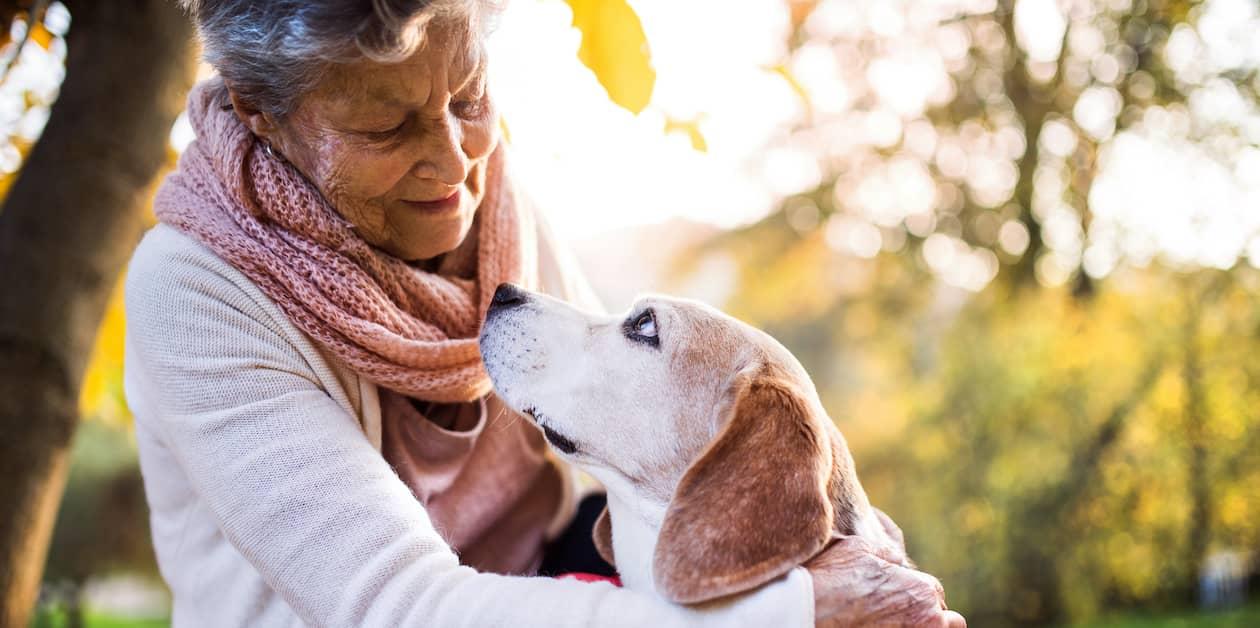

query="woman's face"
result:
[259,21,498,261]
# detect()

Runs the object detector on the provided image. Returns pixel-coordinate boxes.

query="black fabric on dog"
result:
[537,493,618,578]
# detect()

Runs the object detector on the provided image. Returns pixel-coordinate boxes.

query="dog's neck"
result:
[594,472,669,594]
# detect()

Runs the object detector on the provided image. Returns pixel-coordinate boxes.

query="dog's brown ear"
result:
[593,505,616,567]
[653,368,835,604]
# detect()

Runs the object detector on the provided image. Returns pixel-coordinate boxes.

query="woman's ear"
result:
[225,83,281,145]
[652,366,836,604]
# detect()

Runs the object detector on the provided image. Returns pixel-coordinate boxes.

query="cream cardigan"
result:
[123,223,813,627]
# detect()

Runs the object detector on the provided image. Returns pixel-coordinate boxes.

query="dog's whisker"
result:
[487,404,512,430]
[493,405,523,432]
[501,412,522,432]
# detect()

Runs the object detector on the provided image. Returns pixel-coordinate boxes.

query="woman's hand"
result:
[806,511,966,627]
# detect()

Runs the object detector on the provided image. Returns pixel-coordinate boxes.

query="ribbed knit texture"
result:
[154,78,536,403]
[123,224,815,627]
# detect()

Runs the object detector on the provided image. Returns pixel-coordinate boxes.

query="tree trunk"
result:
[1004,358,1165,625]
[998,0,1048,291]
[0,3,195,626]
[1181,286,1212,605]
[65,581,83,628]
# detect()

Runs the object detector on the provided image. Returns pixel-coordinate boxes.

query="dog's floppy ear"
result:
[653,366,835,604]
[593,506,616,567]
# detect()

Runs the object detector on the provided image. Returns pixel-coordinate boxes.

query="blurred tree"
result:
[0,2,194,627]
[704,0,1255,296]
[669,0,1260,625]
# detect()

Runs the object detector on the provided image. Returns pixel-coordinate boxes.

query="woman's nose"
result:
[413,118,468,186]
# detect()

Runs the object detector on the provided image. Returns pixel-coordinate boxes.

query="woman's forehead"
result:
[312,24,484,112]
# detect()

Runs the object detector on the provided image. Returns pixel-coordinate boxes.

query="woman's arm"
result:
[123,226,812,628]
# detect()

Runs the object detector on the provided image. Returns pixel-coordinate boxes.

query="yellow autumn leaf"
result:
[786,0,820,30]
[79,274,130,426]
[28,22,52,50]
[564,0,655,114]
[765,63,815,124]
[664,116,707,152]
[498,115,512,145]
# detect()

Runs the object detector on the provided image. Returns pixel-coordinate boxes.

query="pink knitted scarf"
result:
[154,80,537,403]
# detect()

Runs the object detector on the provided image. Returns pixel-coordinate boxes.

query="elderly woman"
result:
[123,1,963,626]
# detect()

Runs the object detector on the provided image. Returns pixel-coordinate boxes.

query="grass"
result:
[1072,602,1260,628]
[30,609,168,628]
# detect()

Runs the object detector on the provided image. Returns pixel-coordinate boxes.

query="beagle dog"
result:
[479,283,908,606]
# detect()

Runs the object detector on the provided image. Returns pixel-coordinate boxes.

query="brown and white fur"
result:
[478,284,907,605]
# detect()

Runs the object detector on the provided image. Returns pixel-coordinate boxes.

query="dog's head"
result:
[479,283,851,604]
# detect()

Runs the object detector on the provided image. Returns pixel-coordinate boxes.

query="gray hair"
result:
[179,0,499,118]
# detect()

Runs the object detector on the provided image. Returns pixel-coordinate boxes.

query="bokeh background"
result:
[3,0,1258,625]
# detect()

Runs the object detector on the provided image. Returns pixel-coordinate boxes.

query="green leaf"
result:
[565,0,656,114]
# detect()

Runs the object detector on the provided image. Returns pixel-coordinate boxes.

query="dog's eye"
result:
[634,311,657,336]
[624,308,660,347]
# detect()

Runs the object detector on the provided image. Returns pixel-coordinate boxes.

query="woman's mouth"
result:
[402,189,461,214]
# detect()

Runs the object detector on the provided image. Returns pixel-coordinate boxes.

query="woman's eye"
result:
[362,119,406,140]
[452,96,487,120]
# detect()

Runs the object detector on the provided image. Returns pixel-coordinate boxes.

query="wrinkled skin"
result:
[228,19,497,262]
[810,510,966,627]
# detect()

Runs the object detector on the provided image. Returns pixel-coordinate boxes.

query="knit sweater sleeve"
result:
[123,225,813,628]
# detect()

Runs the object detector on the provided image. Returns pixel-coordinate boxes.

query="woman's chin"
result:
[387,211,476,262]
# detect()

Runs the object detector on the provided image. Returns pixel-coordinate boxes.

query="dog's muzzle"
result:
[487,282,529,317]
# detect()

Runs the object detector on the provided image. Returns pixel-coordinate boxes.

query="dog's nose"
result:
[489,283,528,312]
